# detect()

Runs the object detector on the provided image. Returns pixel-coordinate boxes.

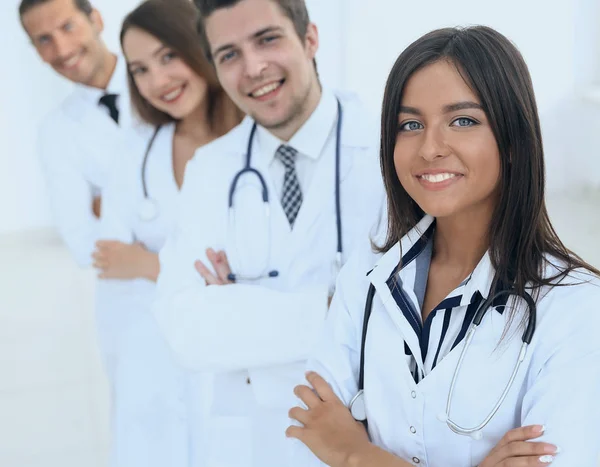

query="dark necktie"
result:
[98,93,120,124]
[275,144,303,227]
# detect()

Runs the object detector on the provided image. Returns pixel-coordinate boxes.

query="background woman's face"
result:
[123,27,208,120]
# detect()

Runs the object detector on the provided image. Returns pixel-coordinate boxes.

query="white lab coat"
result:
[37,55,148,369]
[293,215,600,466]
[99,123,201,467]
[37,55,145,267]
[154,90,385,466]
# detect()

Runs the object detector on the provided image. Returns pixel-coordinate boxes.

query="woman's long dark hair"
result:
[379,26,599,297]
[120,0,242,135]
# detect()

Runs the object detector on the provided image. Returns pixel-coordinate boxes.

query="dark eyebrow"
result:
[399,101,483,116]
[399,106,422,116]
[443,101,484,113]
[212,26,284,57]
[152,44,168,57]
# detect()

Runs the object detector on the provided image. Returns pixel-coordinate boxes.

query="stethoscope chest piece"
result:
[138,198,159,222]
[349,390,367,421]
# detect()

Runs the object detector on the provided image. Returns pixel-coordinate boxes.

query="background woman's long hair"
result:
[120,0,242,136]
[378,26,599,298]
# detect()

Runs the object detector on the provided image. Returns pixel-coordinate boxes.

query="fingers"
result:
[496,454,557,466]
[294,384,322,409]
[483,425,558,467]
[92,250,107,270]
[195,260,222,285]
[206,248,232,283]
[288,406,310,425]
[95,240,118,249]
[497,425,545,448]
[306,372,338,403]
[285,425,303,440]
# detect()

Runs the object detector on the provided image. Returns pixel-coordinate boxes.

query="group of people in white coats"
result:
[20,0,600,466]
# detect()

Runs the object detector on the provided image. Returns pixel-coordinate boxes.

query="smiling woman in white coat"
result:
[287,26,600,467]
[91,0,241,465]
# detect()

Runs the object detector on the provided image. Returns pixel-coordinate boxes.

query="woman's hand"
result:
[478,425,559,466]
[93,240,159,281]
[286,371,371,467]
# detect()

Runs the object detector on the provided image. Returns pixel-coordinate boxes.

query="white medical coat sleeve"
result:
[154,156,329,373]
[38,118,99,267]
[288,250,366,467]
[519,282,600,466]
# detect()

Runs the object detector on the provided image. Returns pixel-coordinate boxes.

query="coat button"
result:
[246,377,251,385]
[412,457,420,464]
[410,426,417,434]
[411,391,417,399]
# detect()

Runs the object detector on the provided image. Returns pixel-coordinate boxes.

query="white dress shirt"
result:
[256,90,338,198]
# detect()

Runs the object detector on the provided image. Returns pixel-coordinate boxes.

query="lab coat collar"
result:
[256,88,338,165]
[368,215,500,310]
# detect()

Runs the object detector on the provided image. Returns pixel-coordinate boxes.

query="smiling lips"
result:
[160,85,186,103]
[417,172,463,190]
[60,52,83,70]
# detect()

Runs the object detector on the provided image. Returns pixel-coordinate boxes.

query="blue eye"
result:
[452,117,477,127]
[260,35,279,45]
[162,51,177,64]
[129,66,146,76]
[220,50,237,64]
[399,121,424,132]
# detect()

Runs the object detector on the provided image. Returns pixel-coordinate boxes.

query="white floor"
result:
[0,190,598,467]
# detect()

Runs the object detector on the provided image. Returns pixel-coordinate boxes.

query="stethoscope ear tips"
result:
[437,412,449,423]
[470,430,483,441]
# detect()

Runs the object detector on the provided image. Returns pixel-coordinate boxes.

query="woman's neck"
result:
[175,100,214,146]
[432,207,493,275]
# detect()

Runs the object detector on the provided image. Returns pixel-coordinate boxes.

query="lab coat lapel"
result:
[367,216,437,378]
[368,245,426,378]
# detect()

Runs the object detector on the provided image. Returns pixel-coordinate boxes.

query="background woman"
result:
[92,0,242,465]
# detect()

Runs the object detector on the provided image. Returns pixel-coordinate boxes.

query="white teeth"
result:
[63,55,80,68]
[252,81,281,97]
[161,86,184,102]
[420,173,458,183]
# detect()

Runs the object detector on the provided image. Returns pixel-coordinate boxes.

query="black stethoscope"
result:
[349,282,536,440]
[138,125,163,222]
[226,98,344,283]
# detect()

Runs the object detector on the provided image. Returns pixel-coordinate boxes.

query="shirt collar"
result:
[74,53,128,105]
[255,88,338,165]
[369,215,499,309]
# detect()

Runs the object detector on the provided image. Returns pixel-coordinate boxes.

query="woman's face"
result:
[393,60,501,221]
[123,27,208,120]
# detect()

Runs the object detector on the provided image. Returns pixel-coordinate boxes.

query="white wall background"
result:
[1,0,599,235]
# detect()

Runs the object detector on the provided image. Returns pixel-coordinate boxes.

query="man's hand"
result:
[195,248,234,285]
